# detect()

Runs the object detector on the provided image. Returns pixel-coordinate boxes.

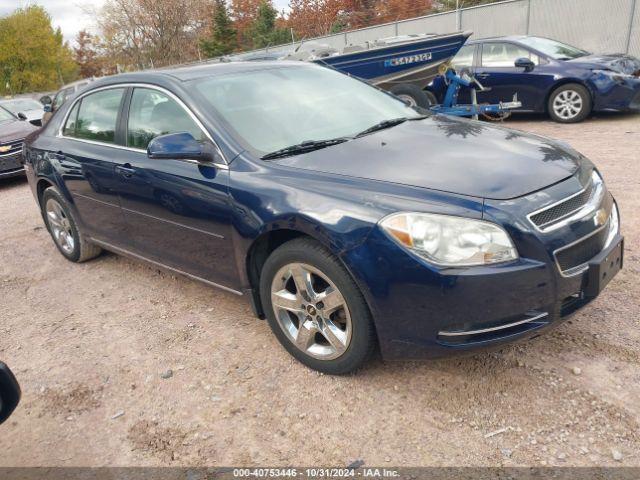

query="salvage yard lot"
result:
[0,113,639,467]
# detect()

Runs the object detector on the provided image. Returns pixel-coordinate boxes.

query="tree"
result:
[0,5,77,95]
[374,0,433,23]
[74,30,104,78]
[247,1,290,49]
[200,0,237,57]
[96,0,211,70]
[230,0,264,48]
[288,0,349,39]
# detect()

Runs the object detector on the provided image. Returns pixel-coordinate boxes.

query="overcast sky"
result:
[2,0,291,45]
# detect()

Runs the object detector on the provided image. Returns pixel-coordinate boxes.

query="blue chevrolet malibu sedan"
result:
[23,61,623,373]
[429,36,640,123]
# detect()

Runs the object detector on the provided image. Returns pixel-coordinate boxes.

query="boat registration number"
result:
[384,53,432,67]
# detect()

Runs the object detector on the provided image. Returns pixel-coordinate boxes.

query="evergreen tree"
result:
[201,0,237,57]
[248,1,289,49]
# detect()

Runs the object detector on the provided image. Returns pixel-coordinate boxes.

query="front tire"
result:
[548,83,591,123]
[260,238,376,374]
[41,186,102,262]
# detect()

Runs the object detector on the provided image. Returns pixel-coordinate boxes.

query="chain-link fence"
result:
[264,0,640,57]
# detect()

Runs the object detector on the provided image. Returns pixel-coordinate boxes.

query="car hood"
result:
[0,120,38,143]
[274,116,581,200]
[566,53,640,76]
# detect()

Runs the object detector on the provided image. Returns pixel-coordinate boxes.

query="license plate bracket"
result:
[584,238,624,298]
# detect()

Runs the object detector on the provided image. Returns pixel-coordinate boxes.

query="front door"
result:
[115,86,239,290]
[474,42,551,111]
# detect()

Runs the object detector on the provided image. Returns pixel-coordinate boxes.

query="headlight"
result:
[380,212,519,266]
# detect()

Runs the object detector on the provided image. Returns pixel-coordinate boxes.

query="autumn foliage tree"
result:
[0,5,77,95]
[73,30,105,78]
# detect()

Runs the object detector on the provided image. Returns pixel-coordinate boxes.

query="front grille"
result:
[555,225,609,272]
[0,138,24,157]
[0,151,23,173]
[529,184,592,229]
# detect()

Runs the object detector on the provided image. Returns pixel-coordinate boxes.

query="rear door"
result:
[56,87,131,244]
[114,86,239,290]
[475,42,550,110]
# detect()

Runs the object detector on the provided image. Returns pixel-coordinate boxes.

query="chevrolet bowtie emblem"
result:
[594,208,608,227]
[0,145,11,153]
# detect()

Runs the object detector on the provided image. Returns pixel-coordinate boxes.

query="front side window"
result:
[193,64,421,156]
[451,45,475,69]
[482,43,539,67]
[127,88,206,150]
[72,88,125,144]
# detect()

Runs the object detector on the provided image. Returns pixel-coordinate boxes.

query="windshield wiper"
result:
[355,115,428,138]
[261,138,350,160]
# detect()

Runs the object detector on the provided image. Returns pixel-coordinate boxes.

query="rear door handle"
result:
[115,163,136,178]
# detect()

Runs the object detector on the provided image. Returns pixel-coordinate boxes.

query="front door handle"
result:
[115,163,136,178]
[475,73,490,79]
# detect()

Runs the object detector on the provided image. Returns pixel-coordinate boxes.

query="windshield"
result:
[193,64,422,155]
[0,99,42,114]
[0,107,15,124]
[518,37,588,60]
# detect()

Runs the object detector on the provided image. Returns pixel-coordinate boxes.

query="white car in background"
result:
[0,98,44,127]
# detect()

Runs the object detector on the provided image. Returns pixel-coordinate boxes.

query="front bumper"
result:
[343,229,622,360]
[341,175,622,360]
[592,75,640,112]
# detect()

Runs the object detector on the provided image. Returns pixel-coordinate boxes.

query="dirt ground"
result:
[0,113,639,468]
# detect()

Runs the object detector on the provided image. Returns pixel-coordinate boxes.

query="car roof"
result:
[88,60,311,88]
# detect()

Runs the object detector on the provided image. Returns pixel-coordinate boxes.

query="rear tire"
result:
[390,84,433,108]
[41,186,102,263]
[548,83,591,123]
[259,238,376,374]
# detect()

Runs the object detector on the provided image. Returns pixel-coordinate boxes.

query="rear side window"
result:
[127,88,206,150]
[70,88,125,144]
[481,43,539,67]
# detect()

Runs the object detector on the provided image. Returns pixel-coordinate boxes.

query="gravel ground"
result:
[0,113,639,467]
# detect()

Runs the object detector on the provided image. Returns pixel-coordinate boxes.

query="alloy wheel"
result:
[552,90,583,121]
[270,263,352,360]
[45,198,75,255]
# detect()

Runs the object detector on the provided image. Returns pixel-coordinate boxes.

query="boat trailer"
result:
[429,66,522,120]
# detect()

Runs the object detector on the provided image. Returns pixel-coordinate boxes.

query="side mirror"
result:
[44,104,52,113]
[147,132,219,164]
[40,95,52,105]
[515,57,535,72]
[17,112,27,121]
[0,362,21,424]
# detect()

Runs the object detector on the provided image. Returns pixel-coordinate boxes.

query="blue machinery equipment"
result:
[429,66,522,120]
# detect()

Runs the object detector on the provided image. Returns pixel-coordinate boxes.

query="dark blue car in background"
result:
[429,36,640,123]
[23,61,623,373]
